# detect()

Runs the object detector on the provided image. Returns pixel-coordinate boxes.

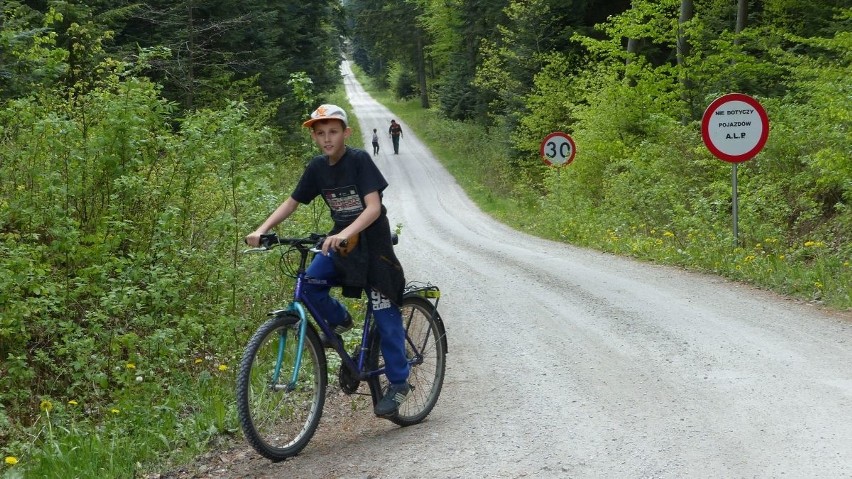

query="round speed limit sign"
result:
[540,132,576,167]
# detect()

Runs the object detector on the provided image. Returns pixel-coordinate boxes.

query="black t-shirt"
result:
[291,147,388,231]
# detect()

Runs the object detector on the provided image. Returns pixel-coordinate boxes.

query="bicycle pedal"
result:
[320,332,343,349]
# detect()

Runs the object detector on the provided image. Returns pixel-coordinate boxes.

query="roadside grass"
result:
[3,367,235,479]
[356,75,851,311]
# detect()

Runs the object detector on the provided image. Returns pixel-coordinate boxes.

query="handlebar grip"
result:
[259,233,279,249]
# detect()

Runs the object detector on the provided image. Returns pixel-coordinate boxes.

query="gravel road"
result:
[160,62,852,479]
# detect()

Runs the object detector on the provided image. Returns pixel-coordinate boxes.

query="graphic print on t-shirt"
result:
[323,185,363,223]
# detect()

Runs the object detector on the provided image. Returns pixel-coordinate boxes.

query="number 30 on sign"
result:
[540,132,576,167]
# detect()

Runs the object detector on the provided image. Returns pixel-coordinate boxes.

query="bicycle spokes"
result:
[236,315,327,461]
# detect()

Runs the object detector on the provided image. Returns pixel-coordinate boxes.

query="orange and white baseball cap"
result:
[302,104,348,128]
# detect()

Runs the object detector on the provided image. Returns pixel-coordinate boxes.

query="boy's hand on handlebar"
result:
[321,234,348,256]
[244,231,264,248]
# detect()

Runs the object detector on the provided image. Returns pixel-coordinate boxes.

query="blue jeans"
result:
[304,252,410,384]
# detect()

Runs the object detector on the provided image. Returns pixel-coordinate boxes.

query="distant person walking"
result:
[371,128,380,156]
[388,120,403,154]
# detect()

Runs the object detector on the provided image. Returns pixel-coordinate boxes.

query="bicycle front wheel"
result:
[235,313,327,461]
[368,295,447,426]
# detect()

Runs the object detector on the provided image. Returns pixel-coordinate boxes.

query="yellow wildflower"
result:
[126,363,136,369]
[5,457,18,465]
[39,400,53,412]
[68,400,78,406]
[110,408,120,414]
[194,358,203,364]
[218,364,228,372]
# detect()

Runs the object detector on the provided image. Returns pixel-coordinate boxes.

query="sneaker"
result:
[374,382,411,417]
[320,314,353,348]
[332,315,353,335]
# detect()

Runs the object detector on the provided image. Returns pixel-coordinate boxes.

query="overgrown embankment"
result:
[0,68,352,477]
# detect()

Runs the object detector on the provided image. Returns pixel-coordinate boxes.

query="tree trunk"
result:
[677,0,693,67]
[736,0,748,36]
[626,38,639,62]
[417,33,429,109]
[625,38,639,86]
[186,0,195,110]
[677,0,694,123]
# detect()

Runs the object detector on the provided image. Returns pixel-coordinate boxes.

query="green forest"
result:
[1,0,849,476]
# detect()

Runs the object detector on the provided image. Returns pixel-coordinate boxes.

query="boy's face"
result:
[310,119,350,160]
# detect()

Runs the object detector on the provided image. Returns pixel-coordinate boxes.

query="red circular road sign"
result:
[701,93,769,163]
[540,132,576,167]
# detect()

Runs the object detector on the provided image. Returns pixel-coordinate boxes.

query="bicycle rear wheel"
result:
[368,295,447,426]
[235,313,327,461]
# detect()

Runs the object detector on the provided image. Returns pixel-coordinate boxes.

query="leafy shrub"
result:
[388,61,418,100]
[0,49,316,474]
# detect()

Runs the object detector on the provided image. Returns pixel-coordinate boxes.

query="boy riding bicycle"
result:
[245,104,411,417]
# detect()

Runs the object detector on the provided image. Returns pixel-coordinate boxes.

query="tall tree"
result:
[473,0,619,126]
[419,0,507,120]
[2,0,342,122]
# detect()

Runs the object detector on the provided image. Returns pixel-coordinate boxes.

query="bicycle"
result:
[235,232,448,461]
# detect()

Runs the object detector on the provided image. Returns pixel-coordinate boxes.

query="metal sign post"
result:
[732,164,738,243]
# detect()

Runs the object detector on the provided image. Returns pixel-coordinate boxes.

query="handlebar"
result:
[243,232,324,253]
[243,231,401,279]
[242,232,398,254]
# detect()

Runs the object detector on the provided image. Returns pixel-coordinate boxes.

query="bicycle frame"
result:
[278,251,386,387]
[247,234,440,393]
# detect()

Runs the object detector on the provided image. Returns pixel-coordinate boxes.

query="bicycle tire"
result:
[368,295,447,426]
[235,312,327,461]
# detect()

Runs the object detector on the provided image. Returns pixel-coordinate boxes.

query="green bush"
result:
[0,50,317,474]
[388,62,418,100]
